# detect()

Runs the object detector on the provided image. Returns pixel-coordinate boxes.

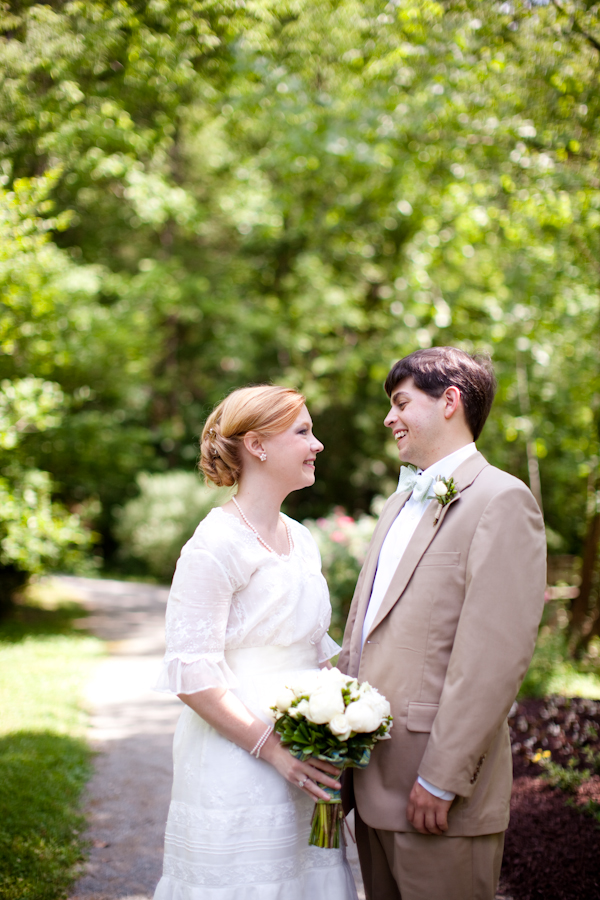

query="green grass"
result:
[0,582,104,899]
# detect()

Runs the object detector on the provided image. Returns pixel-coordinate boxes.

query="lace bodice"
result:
[155,507,339,695]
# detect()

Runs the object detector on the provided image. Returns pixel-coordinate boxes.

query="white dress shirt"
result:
[361,442,477,801]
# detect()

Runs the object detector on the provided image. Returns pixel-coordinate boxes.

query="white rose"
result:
[345,698,382,733]
[275,687,296,713]
[290,671,319,698]
[434,481,448,497]
[363,691,382,710]
[329,714,352,741]
[373,693,391,719]
[287,679,303,698]
[308,686,345,724]
[363,689,392,736]
[295,698,311,718]
[346,678,362,702]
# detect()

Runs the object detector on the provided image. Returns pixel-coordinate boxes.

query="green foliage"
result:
[304,506,378,640]
[0,373,94,603]
[582,745,600,775]
[274,708,388,765]
[0,165,154,588]
[519,602,600,699]
[0,468,93,575]
[0,587,104,899]
[567,798,600,828]
[274,714,351,762]
[114,471,230,581]
[0,0,599,591]
[538,755,591,794]
[274,715,386,766]
[0,174,104,596]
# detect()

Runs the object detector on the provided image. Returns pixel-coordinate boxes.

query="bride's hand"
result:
[261,735,342,801]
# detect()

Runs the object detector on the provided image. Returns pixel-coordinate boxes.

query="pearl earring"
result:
[259,452,267,462]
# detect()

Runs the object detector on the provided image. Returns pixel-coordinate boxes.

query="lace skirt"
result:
[153,643,358,900]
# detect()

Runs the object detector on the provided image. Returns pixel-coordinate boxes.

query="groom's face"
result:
[384,377,448,470]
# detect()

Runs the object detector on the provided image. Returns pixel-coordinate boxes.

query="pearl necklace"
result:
[232,497,293,557]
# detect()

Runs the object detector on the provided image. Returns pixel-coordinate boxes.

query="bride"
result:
[153,385,358,900]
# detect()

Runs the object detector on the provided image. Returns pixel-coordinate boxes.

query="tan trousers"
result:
[355,808,504,900]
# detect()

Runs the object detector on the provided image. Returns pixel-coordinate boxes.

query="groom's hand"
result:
[407,780,452,835]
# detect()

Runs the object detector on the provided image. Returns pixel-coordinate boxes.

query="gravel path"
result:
[61,575,365,900]
[63,576,180,900]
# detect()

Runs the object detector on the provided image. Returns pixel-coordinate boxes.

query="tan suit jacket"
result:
[338,452,546,837]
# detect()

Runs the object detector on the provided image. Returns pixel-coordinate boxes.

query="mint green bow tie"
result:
[397,466,435,503]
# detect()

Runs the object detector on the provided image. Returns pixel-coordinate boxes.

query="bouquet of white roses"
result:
[271,667,393,849]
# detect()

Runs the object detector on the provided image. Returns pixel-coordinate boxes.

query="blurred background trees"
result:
[1,0,599,646]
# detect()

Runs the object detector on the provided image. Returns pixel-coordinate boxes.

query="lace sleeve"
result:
[154,545,239,695]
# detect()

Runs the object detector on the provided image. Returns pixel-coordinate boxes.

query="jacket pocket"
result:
[418,551,460,567]
[407,701,439,732]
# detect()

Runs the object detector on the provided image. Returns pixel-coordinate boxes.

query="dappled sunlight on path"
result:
[62,577,180,900]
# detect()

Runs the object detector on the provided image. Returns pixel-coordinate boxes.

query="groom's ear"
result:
[442,386,462,420]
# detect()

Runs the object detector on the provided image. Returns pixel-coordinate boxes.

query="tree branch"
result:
[551,0,600,55]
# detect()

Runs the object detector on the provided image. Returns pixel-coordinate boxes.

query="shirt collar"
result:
[421,442,477,481]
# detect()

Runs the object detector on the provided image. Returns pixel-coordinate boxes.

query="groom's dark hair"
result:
[385,347,497,441]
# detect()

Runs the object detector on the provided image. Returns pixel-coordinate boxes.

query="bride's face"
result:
[261,405,324,492]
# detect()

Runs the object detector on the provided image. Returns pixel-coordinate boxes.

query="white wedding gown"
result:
[153,507,358,900]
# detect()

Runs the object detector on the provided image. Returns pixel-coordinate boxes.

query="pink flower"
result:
[330,530,346,543]
[336,515,355,525]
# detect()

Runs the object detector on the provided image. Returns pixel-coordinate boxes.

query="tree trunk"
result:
[571,508,600,655]
[516,351,544,514]
[570,388,600,653]
[0,565,28,618]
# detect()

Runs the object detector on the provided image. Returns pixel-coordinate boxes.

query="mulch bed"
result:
[498,697,600,900]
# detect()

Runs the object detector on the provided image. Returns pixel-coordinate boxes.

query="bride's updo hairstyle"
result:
[200,385,306,487]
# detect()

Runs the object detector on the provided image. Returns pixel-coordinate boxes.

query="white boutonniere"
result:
[431,476,458,525]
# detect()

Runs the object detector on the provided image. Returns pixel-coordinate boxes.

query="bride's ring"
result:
[298,776,308,788]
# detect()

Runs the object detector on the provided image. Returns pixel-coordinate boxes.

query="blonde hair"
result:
[200,385,306,487]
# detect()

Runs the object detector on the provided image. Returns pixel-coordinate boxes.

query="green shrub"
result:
[303,506,378,641]
[114,470,230,582]
[519,602,600,699]
[0,378,95,611]
[537,756,591,793]
[568,799,600,827]
[582,745,600,774]
[0,469,93,572]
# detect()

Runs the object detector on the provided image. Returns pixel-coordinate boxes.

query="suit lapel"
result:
[366,502,440,639]
[348,490,410,668]
[365,452,489,641]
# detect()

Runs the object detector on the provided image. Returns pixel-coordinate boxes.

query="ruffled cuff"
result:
[153,655,240,695]
[316,633,341,664]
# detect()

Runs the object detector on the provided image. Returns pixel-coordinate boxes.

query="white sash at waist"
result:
[225,642,320,722]
[225,641,319,678]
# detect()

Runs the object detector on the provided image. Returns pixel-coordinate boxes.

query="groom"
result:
[339,347,546,900]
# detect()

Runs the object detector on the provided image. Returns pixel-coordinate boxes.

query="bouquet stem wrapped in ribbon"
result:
[271,668,393,849]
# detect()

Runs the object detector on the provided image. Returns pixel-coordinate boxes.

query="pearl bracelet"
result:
[250,725,273,759]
